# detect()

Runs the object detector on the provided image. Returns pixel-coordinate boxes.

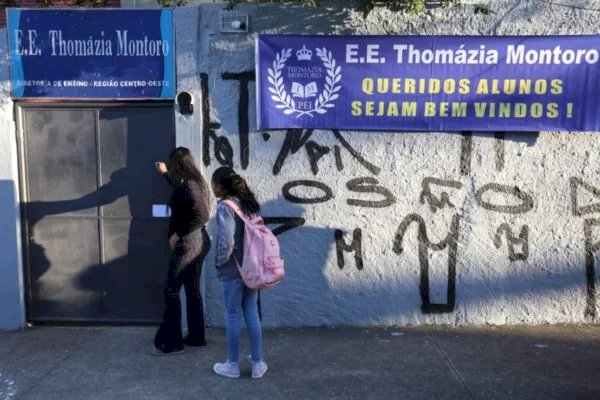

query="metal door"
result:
[19,104,175,323]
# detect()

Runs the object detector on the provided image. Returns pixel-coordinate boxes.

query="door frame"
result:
[15,101,175,325]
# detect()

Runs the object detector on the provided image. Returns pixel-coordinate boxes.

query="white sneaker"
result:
[251,360,268,379]
[213,361,240,378]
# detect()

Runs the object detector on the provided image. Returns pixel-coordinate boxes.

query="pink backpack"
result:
[222,199,285,290]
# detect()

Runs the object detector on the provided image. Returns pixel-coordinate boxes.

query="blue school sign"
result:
[256,35,600,132]
[7,9,175,99]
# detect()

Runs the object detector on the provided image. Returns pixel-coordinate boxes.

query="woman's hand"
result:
[169,234,179,250]
[155,162,168,174]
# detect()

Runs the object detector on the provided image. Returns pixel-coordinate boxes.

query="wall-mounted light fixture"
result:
[220,11,249,34]
[176,91,193,115]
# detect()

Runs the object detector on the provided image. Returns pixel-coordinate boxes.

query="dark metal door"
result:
[20,104,175,323]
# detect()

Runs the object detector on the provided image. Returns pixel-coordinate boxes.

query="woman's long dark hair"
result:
[168,147,204,185]
[211,166,260,215]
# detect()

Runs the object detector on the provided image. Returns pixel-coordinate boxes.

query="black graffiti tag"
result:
[570,177,600,217]
[460,132,473,176]
[494,224,529,262]
[264,217,307,236]
[282,178,396,209]
[347,177,396,208]
[332,130,381,175]
[460,131,507,175]
[584,219,600,321]
[335,229,363,271]
[393,214,460,314]
[282,180,334,204]
[305,141,331,175]
[475,183,534,214]
[273,129,381,176]
[221,71,255,170]
[419,177,463,213]
[273,129,314,175]
[200,73,233,167]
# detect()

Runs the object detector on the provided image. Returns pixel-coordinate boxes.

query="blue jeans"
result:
[222,278,263,363]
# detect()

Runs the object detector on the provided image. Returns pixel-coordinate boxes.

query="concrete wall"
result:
[2,1,600,329]
[171,0,600,327]
[0,27,25,330]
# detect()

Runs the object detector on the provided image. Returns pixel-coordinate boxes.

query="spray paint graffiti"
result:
[201,71,307,241]
[475,183,535,214]
[278,171,385,275]
[419,177,463,213]
[393,214,460,314]
[335,229,363,271]
[221,71,255,170]
[272,129,313,175]
[583,219,599,320]
[346,178,395,208]
[459,131,507,175]
[494,224,530,262]
[459,132,473,176]
[282,180,334,204]
[272,128,381,176]
[264,217,307,236]
[200,73,233,168]
[570,177,600,217]
[201,70,596,320]
[570,177,600,321]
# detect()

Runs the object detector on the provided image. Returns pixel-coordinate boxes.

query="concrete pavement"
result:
[0,325,599,400]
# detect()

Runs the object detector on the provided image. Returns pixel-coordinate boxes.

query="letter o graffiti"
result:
[282,180,333,204]
[475,183,534,214]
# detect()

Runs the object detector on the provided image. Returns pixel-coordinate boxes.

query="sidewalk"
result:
[0,325,598,400]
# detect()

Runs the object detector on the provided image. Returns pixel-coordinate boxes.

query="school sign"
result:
[7,9,175,99]
[256,35,600,131]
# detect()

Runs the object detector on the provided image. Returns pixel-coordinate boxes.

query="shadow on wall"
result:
[23,108,174,323]
[26,168,163,322]
[259,196,337,326]
[203,194,334,327]
[197,61,591,326]
[225,189,598,327]
[263,216,596,326]
[197,78,586,326]
[197,1,596,327]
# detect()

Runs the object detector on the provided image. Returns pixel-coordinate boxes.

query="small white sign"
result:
[152,204,171,218]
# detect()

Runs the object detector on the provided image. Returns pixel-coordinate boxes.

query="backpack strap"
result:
[221,199,264,226]
[221,199,249,222]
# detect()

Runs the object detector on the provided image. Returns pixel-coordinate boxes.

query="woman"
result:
[153,147,212,355]
[211,166,268,379]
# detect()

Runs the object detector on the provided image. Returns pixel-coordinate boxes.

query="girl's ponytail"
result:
[212,168,260,215]
[232,175,260,215]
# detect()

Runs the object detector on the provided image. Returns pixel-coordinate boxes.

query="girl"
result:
[211,166,268,379]
[153,147,212,355]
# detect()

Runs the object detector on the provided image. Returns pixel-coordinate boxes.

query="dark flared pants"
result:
[154,227,210,352]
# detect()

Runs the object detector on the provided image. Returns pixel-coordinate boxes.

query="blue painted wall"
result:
[0,180,24,330]
[0,26,25,330]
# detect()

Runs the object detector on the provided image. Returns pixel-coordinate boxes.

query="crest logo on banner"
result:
[267,45,342,117]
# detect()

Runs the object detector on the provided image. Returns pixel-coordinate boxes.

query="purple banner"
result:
[256,35,600,132]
